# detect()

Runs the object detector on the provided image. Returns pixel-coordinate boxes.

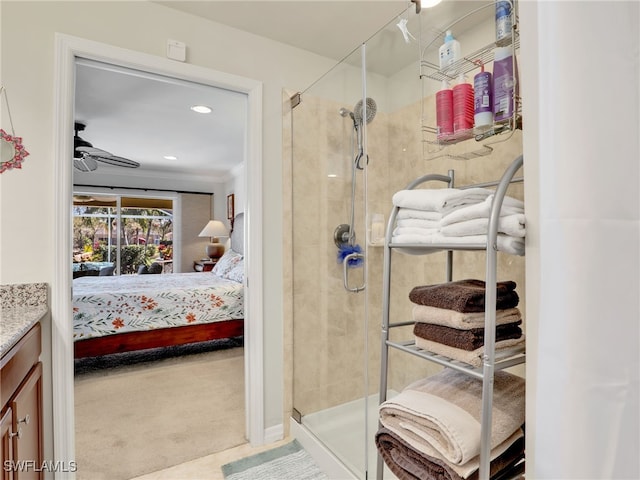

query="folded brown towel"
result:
[375,427,525,480]
[413,321,523,351]
[409,279,519,313]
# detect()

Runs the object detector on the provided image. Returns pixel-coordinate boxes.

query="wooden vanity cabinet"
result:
[0,323,43,480]
[1,408,13,480]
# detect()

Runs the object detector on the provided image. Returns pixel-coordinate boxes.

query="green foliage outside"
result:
[93,244,159,275]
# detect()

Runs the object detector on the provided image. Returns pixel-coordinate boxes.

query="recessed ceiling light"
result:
[190,105,212,114]
[163,155,178,160]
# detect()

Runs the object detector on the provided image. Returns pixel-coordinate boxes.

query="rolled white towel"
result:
[440,213,526,238]
[441,194,524,226]
[392,188,492,214]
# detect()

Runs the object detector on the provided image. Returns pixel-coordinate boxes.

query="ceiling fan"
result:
[73,121,141,172]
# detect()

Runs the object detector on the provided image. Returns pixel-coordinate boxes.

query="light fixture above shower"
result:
[411,0,442,13]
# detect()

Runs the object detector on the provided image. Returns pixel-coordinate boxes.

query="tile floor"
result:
[129,438,292,480]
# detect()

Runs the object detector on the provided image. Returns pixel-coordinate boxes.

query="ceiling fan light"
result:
[190,105,212,114]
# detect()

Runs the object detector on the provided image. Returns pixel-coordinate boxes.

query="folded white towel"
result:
[392,188,492,214]
[441,194,524,226]
[379,368,525,466]
[396,218,441,229]
[391,232,524,256]
[440,213,526,238]
[412,305,522,330]
[396,208,443,221]
[392,226,439,237]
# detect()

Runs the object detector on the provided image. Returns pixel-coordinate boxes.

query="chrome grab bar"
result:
[342,252,365,293]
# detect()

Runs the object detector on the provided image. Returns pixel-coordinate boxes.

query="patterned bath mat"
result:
[222,440,328,480]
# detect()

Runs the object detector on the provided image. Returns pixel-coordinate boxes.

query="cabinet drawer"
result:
[0,324,41,408]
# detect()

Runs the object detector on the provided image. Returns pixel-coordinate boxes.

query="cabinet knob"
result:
[9,427,22,439]
[18,414,30,425]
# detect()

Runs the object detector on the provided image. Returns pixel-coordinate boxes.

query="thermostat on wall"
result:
[167,39,186,62]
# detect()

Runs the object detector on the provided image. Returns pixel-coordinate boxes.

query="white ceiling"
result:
[74,1,489,182]
[74,58,247,179]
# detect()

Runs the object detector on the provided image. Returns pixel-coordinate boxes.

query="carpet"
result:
[74,338,246,480]
[222,440,328,480]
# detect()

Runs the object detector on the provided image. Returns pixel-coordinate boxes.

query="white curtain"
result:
[530,2,639,478]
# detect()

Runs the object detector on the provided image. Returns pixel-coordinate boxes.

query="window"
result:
[73,193,174,275]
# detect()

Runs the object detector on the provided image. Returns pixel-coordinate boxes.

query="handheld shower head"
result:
[353,97,377,125]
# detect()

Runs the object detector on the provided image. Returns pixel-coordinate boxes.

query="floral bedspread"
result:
[72,272,244,340]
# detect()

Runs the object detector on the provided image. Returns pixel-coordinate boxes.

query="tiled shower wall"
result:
[288,86,524,418]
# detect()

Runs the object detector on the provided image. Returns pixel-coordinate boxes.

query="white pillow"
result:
[224,259,244,283]
[212,249,242,278]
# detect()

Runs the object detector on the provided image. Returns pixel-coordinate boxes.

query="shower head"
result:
[353,97,377,125]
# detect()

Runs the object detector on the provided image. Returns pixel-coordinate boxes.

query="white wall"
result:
[521,2,639,477]
[0,0,338,456]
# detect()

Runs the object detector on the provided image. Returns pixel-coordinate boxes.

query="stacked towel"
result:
[413,321,523,351]
[409,279,519,313]
[377,368,525,479]
[392,188,493,215]
[409,279,524,367]
[390,189,525,255]
[376,427,525,480]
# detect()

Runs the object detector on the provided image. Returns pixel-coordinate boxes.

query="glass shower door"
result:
[290,5,446,478]
[291,44,375,478]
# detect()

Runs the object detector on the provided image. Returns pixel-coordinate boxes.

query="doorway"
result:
[52,34,264,468]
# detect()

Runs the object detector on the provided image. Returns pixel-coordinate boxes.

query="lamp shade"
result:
[198,220,228,239]
[198,220,228,260]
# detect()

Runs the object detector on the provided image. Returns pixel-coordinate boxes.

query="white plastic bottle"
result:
[495,0,513,46]
[438,30,461,72]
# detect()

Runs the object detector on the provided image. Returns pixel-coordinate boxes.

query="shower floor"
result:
[299,392,398,479]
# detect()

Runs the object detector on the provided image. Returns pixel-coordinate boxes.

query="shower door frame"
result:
[290,43,378,480]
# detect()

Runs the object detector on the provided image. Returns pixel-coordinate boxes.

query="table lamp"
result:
[198,220,228,260]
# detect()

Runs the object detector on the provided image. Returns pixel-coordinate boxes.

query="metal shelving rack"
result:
[376,155,525,480]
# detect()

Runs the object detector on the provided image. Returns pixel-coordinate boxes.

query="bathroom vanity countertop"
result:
[1,282,48,358]
[0,304,48,358]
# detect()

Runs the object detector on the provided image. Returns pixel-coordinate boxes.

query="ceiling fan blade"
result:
[73,157,98,172]
[76,146,112,156]
[88,154,141,168]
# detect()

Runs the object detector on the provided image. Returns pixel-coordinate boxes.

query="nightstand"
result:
[193,259,217,272]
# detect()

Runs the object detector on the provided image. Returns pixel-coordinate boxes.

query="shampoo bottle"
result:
[493,46,517,124]
[438,30,461,73]
[435,80,453,140]
[473,63,493,133]
[452,74,474,135]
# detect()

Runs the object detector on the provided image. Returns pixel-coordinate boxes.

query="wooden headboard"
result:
[230,212,244,255]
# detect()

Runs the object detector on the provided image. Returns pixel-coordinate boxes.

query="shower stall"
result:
[288,3,525,478]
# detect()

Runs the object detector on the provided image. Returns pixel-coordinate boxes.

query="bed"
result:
[72,213,245,358]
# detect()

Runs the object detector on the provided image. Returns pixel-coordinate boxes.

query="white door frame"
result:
[52,33,264,472]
